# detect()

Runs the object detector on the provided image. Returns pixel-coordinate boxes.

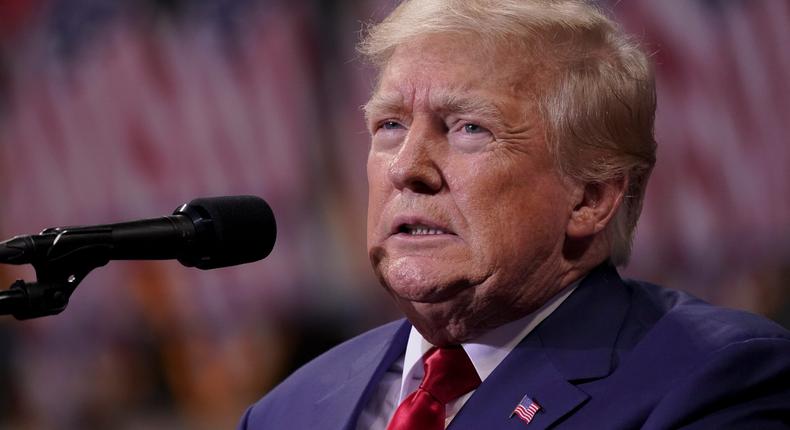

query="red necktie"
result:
[386,346,481,430]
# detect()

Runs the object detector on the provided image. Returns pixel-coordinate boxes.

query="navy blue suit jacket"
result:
[239,265,790,429]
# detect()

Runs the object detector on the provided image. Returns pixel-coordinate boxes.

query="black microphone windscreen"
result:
[178,195,277,270]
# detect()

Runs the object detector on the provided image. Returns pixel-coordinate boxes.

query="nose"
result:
[387,122,444,194]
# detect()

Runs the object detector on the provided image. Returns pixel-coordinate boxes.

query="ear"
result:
[566,177,627,240]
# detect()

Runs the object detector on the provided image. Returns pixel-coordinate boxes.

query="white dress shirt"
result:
[357,282,578,429]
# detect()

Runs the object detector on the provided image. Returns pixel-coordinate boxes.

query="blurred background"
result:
[0,0,787,428]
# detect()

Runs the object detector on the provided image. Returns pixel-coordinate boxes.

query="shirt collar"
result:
[398,281,579,403]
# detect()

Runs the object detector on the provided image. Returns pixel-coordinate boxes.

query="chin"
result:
[395,294,481,346]
[378,258,469,302]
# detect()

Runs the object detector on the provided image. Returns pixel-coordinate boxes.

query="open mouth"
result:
[397,224,453,236]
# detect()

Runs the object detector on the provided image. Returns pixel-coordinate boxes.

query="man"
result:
[239,1,790,429]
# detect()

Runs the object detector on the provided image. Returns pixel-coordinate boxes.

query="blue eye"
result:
[463,123,485,133]
[381,121,403,130]
[448,121,493,152]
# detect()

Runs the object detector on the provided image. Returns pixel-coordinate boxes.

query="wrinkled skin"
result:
[365,34,607,346]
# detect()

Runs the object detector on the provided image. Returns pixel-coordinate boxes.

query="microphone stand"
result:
[0,231,110,320]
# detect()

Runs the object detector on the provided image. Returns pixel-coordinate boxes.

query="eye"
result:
[448,121,493,152]
[380,120,404,131]
[462,123,487,134]
[371,119,407,151]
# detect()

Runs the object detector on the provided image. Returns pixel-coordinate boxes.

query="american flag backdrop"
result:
[0,0,787,428]
[611,0,790,311]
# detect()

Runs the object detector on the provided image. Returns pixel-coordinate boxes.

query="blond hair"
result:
[359,0,656,266]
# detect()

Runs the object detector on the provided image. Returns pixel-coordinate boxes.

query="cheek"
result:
[450,167,569,257]
[367,151,391,191]
[367,155,390,240]
[497,188,571,260]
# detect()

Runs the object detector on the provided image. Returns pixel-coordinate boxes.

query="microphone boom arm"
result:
[0,227,113,320]
[0,194,276,320]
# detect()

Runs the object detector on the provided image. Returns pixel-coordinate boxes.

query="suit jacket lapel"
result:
[450,334,590,429]
[450,264,631,429]
[312,319,411,430]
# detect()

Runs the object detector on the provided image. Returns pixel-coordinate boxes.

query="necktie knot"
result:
[386,346,481,430]
[421,346,481,403]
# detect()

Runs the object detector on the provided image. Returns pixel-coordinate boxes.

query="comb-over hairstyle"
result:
[359,0,656,266]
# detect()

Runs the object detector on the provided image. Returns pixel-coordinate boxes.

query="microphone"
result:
[0,195,276,270]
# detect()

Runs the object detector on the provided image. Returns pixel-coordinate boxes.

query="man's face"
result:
[365,34,579,344]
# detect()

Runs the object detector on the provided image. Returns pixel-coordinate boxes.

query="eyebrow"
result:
[432,92,503,123]
[363,92,407,122]
[363,90,506,129]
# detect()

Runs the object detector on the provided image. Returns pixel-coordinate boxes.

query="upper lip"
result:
[389,214,455,236]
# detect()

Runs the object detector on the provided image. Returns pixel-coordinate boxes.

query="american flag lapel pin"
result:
[510,394,541,425]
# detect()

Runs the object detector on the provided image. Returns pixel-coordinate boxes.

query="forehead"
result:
[370,33,542,113]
